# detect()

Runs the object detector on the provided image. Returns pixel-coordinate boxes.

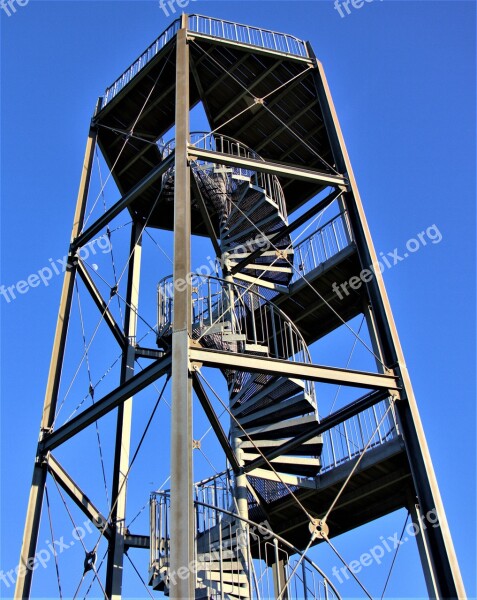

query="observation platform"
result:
[92,15,336,233]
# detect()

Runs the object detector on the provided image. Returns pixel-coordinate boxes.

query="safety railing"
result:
[194,472,234,534]
[150,491,341,599]
[321,398,399,473]
[189,14,309,58]
[157,273,316,402]
[289,559,335,600]
[158,275,313,365]
[101,15,308,110]
[293,211,353,282]
[102,18,181,108]
[160,132,288,223]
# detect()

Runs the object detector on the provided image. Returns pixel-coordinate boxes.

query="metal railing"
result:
[101,15,308,110]
[321,398,399,473]
[102,18,181,108]
[150,491,341,599]
[194,472,234,534]
[158,275,313,366]
[160,132,288,223]
[293,211,353,282]
[189,14,309,58]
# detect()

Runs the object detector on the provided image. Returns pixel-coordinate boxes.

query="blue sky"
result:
[1,1,476,598]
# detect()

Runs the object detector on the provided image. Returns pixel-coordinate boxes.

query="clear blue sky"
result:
[1,1,475,598]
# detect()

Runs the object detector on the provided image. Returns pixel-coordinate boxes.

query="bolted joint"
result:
[309,518,329,540]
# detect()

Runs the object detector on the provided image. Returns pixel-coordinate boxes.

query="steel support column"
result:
[169,19,195,600]
[105,221,142,599]
[14,112,99,600]
[310,49,466,598]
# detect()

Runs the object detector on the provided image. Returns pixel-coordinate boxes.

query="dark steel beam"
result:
[15,112,100,600]
[47,454,111,539]
[77,260,127,349]
[72,153,173,251]
[192,372,241,472]
[309,50,466,598]
[40,355,171,452]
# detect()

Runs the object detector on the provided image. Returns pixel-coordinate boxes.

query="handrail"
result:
[320,398,398,472]
[293,211,353,282]
[159,131,288,222]
[188,14,309,58]
[101,18,181,108]
[100,15,308,111]
[150,492,341,599]
[157,273,314,366]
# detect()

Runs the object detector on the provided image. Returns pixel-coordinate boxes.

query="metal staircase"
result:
[151,133,327,598]
[150,485,340,599]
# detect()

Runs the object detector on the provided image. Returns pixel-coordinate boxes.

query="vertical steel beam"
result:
[310,50,466,598]
[272,540,289,600]
[15,108,99,599]
[105,221,142,599]
[169,16,195,600]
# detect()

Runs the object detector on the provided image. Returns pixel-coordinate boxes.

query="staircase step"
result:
[197,570,249,585]
[226,249,292,260]
[240,414,319,441]
[223,212,279,243]
[232,377,305,415]
[195,561,245,572]
[196,578,248,597]
[198,549,238,562]
[241,451,322,477]
[241,435,323,457]
[237,392,316,428]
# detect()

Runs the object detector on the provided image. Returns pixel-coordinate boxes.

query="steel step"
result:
[237,392,316,428]
[241,451,322,477]
[232,377,306,415]
[240,414,319,441]
[240,435,323,457]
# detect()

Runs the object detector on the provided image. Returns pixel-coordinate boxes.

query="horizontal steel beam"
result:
[189,347,399,390]
[72,154,173,250]
[187,146,347,187]
[40,354,172,452]
[125,534,150,549]
[243,388,391,473]
[47,454,111,539]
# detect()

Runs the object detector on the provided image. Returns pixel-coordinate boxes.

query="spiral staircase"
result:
[149,134,329,599]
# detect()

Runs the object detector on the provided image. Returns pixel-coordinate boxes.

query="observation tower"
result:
[16,13,465,600]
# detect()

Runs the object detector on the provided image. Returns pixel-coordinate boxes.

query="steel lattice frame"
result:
[15,14,465,600]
